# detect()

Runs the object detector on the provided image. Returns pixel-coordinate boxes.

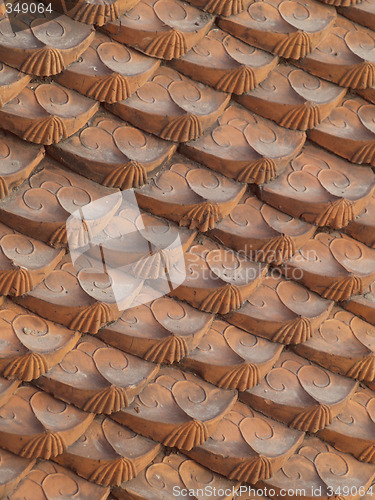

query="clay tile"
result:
[0,63,30,107]
[0,12,94,76]
[298,16,375,89]
[56,32,160,103]
[209,193,315,265]
[36,335,159,415]
[185,400,304,484]
[134,154,246,232]
[0,130,45,200]
[235,63,346,130]
[0,157,120,248]
[226,275,333,345]
[0,448,35,498]
[181,104,305,185]
[0,82,99,145]
[8,460,110,499]
[294,306,375,383]
[343,280,375,326]
[54,416,161,486]
[241,350,357,433]
[257,142,375,229]
[185,0,247,16]
[217,0,336,60]
[0,299,80,381]
[168,236,267,315]
[101,0,214,60]
[260,436,375,497]
[0,221,64,296]
[99,284,213,364]
[309,95,375,166]
[172,28,278,95]
[47,0,140,25]
[113,451,240,499]
[107,66,230,143]
[48,110,176,190]
[344,191,375,249]
[111,366,237,450]
[338,0,375,30]
[0,385,94,459]
[16,253,143,334]
[319,386,375,463]
[279,232,375,302]
[181,318,283,390]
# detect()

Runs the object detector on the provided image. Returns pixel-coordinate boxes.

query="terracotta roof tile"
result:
[257,142,375,228]
[0,448,34,498]
[217,0,336,59]
[99,285,213,364]
[209,193,315,265]
[112,366,237,450]
[171,28,279,94]
[181,318,283,390]
[48,109,176,189]
[338,0,375,29]
[107,66,230,142]
[235,64,346,130]
[186,0,247,16]
[343,281,375,325]
[101,0,215,60]
[181,104,306,184]
[225,275,333,344]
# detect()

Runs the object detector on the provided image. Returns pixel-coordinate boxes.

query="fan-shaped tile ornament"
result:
[99,285,213,364]
[111,367,237,450]
[0,157,120,248]
[319,387,375,463]
[107,66,230,143]
[0,385,94,459]
[0,300,80,381]
[338,0,375,30]
[7,460,110,499]
[0,11,94,76]
[298,17,375,89]
[0,130,45,200]
[0,220,64,296]
[258,143,375,229]
[295,307,375,383]
[134,155,246,232]
[48,110,175,190]
[168,237,267,315]
[279,232,375,302]
[0,448,35,498]
[260,436,375,498]
[56,33,160,103]
[309,96,375,166]
[181,319,283,390]
[344,192,375,248]
[240,351,357,432]
[186,401,304,484]
[209,193,315,265]
[185,0,247,15]
[36,336,159,414]
[101,0,214,60]
[113,452,240,499]
[181,105,305,185]
[45,0,140,25]
[172,28,278,95]
[0,82,99,145]
[54,417,160,486]
[218,0,336,59]
[226,276,333,345]
[0,63,31,108]
[236,64,346,130]
[343,281,375,326]
[16,253,143,334]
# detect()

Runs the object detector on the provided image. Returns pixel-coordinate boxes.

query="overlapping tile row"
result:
[0,0,373,497]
